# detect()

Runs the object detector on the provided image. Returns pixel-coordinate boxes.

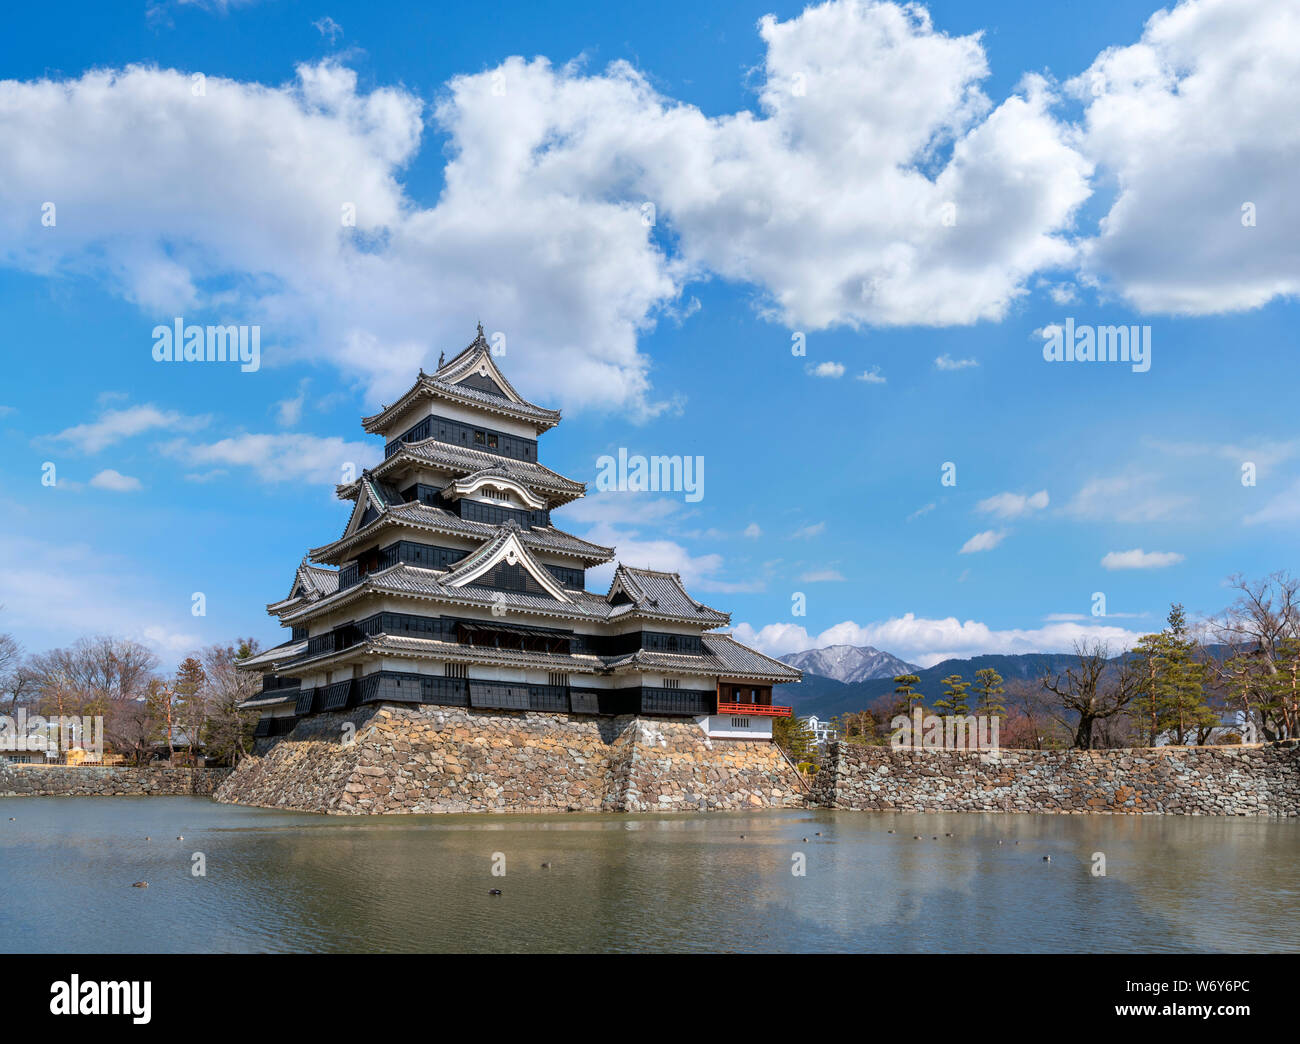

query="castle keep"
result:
[217,327,803,814]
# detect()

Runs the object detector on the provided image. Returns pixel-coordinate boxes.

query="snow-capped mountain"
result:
[778,644,920,684]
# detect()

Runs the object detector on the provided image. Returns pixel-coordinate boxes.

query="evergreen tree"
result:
[891,674,924,716]
[973,667,1007,718]
[1129,604,1214,745]
[174,656,207,756]
[934,673,972,715]
[773,714,816,766]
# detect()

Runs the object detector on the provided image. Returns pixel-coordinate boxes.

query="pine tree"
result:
[934,673,972,715]
[973,667,1006,718]
[891,674,924,716]
[173,656,207,757]
[1130,604,1214,745]
[773,714,816,766]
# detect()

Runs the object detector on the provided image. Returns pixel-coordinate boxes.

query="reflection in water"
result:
[1,798,1294,953]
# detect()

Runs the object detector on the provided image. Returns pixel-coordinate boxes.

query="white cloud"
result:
[959,528,1006,553]
[0,533,202,657]
[855,366,887,384]
[48,404,208,453]
[934,353,978,371]
[1101,548,1185,570]
[580,522,760,596]
[1062,474,1191,523]
[906,502,936,521]
[792,522,826,539]
[1071,0,1300,314]
[806,361,846,378]
[733,613,1147,668]
[743,522,762,538]
[1243,477,1300,526]
[798,569,846,582]
[275,378,310,427]
[0,2,1097,415]
[89,469,143,492]
[159,433,380,485]
[977,489,1048,518]
[313,15,343,42]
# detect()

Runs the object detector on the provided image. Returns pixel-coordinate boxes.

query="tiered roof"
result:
[266,558,340,615]
[361,326,562,436]
[247,327,801,695]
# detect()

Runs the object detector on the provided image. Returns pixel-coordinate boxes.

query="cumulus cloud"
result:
[1101,548,1185,570]
[48,404,208,453]
[0,1,1099,417]
[977,489,1048,518]
[934,353,978,370]
[733,613,1147,668]
[1071,0,1300,314]
[959,529,1006,553]
[159,432,380,485]
[806,361,846,378]
[855,366,887,384]
[89,469,143,492]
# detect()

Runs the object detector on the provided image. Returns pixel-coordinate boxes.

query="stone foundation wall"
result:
[0,764,231,797]
[214,704,804,815]
[810,740,1300,815]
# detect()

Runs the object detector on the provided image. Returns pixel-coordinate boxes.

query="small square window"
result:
[474,431,485,444]
[487,434,498,448]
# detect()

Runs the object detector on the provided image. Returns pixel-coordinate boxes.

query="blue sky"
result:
[0,0,1296,668]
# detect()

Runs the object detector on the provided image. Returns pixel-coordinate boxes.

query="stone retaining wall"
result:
[215,704,803,815]
[810,740,1300,815]
[0,764,231,797]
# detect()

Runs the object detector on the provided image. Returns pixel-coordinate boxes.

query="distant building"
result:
[805,715,838,748]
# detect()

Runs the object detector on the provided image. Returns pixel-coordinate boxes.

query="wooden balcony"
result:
[717,701,792,718]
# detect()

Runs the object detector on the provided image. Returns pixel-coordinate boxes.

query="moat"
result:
[2,798,1295,953]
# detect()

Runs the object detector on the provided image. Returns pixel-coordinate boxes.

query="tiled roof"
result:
[607,565,729,624]
[361,331,561,434]
[397,439,583,495]
[265,630,798,686]
[600,635,801,682]
[700,634,803,680]
[310,503,614,565]
[236,692,299,710]
[235,639,308,671]
[283,632,606,676]
[280,561,616,627]
[266,561,339,614]
[335,439,585,506]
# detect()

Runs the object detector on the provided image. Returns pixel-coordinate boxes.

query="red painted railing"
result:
[717,701,792,718]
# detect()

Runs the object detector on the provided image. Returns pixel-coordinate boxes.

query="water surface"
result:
[1,798,1295,953]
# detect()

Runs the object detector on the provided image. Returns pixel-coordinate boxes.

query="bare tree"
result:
[201,639,261,766]
[1211,572,1300,740]
[1041,641,1138,749]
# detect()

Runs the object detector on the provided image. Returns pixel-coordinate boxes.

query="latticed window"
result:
[548,672,568,687]
[663,678,680,689]
[444,662,468,679]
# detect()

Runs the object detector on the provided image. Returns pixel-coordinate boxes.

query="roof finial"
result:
[437,351,444,368]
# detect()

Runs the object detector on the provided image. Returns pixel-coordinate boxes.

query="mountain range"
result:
[776,644,1088,722]
[778,644,919,684]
